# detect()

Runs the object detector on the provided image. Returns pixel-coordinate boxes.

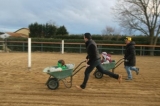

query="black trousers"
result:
[80,59,119,89]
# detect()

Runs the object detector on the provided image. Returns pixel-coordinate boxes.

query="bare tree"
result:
[113,0,160,55]
[102,26,115,35]
[102,26,122,35]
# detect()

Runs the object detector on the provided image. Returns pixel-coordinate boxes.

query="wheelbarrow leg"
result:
[112,68,115,73]
[45,75,51,85]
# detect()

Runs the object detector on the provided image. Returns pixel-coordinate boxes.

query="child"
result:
[49,59,67,72]
[57,59,67,70]
[101,52,112,64]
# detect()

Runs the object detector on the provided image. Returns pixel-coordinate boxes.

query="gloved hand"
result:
[124,59,128,62]
[85,64,90,67]
[85,59,89,62]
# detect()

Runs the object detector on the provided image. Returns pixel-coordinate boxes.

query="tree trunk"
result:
[150,35,159,56]
[149,47,155,56]
[149,29,155,56]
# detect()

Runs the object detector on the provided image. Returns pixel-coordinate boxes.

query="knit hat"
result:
[102,52,107,59]
[84,33,91,39]
[125,37,132,41]
[102,52,111,60]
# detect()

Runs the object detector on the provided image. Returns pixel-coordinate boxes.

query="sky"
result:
[0,0,118,35]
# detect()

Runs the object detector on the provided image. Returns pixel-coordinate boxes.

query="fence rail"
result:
[0,41,160,56]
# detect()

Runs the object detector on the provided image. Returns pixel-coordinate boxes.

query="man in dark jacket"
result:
[76,33,122,89]
[124,37,139,80]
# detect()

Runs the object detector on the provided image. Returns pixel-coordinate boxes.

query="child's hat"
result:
[102,52,107,55]
[125,37,132,41]
[102,52,107,59]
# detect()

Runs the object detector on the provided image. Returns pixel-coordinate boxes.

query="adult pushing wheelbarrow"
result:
[75,33,122,90]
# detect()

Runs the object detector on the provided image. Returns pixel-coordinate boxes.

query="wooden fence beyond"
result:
[0,41,160,56]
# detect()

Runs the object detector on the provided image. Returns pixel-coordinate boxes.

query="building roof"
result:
[0,28,29,39]
[14,28,29,36]
[6,32,28,38]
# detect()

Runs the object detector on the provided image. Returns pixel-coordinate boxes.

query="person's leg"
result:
[76,60,98,89]
[96,64,119,79]
[124,66,132,80]
[80,65,95,89]
[96,60,122,83]
[130,66,139,75]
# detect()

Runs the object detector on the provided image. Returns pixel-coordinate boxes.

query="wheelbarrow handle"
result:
[115,58,124,65]
[73,60,86,72]
[113,58,125,70]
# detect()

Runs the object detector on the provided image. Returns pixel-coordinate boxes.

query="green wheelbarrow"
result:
[94,58,124,79]
[43,61,86,90]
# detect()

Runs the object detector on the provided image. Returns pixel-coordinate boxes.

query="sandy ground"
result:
[0,52,160,106]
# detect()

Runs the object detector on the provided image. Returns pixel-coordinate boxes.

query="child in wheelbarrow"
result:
[101,52,112,64]
[48,60,67,72]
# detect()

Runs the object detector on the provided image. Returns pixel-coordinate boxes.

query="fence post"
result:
[80,44,81,53]
[28,38,31,70]
[143,47,145,56]
[62,40,64,54]
[122,46,124,55]
[23,42,25,52]
[41,43,43,52]
[4,37,6,52]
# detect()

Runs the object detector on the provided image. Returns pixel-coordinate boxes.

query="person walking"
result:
[76,33,122,90]
[124,37,139,80]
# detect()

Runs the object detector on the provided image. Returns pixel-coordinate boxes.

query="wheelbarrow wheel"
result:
[94,70,103,79]
[47,78,59,90]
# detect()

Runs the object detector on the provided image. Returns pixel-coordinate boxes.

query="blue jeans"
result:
[80,59,119,89]
[124,66,138,79]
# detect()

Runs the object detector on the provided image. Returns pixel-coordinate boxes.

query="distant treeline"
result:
[1,34,160,45]
[28,22,69,38]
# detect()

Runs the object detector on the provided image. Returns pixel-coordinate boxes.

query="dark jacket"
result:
[124,41,136,66]
[85,39,100,64]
